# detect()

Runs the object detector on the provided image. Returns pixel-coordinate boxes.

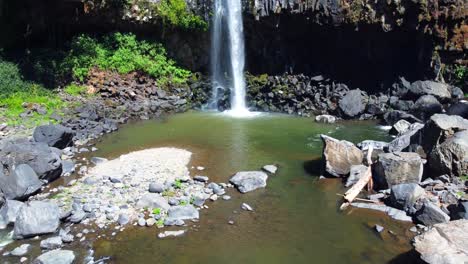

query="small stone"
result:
[375,224,384,233]
[196,166,205,171]
[222,195,231,201]
[262,165,278,174]
[410,226,418,233]
[146,218,156,227]
[90,157,108,165]
[193,176,209,182]
[158,230,186,238]
[138,218,146,227]
[148,183,165,193]
[40,236,63,250]
[210,194,218,201]
[10,244,31,256]
[228,220,234,225]
[20,257,27,263]
[241,203,253,211]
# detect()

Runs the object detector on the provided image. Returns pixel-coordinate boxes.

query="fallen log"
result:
[340,146,374,210]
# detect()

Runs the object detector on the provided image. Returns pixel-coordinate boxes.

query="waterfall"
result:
[210,0,252,116]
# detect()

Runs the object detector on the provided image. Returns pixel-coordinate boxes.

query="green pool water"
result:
[90,111,415,264]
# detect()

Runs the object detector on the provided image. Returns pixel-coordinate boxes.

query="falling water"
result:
[210,0,253,116]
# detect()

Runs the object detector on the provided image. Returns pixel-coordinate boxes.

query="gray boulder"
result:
[167,205,199,221]
[416,201,450,226]
[33,125,74,149]
[0,164,43,200]
[374,152,425,188]
[339,89,367,117]
[429,130,468,177]
[148,183,165,193]
[411,95,442,120]
[446,102,468,119]
[229,171,268,193]
[414,219,468,264]
[345,165,368,187]
[409,80,452,102]
[40,236,63,250]
[350,203,412,222]
[32,249,75,264]
[10,243,31,256]
[389,119,411,136]
[383,110,422,126]
[136,193,170,210]
[321,135,363,177]
[61,160,75,177]
[13,201,60,239]
[422,114,468,154]
[387,123,424,152]
[0,200,24,229]
[0,139,62,182]
[390,183,426,212]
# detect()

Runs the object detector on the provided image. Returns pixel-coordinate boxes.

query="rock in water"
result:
[429,130,468,177]
[10,244,31,256]
[158,230,186,238]
[33,125,74,149]
[374,152,424,188]
[339,89,367,118]
[32,249,75,264]
[0,200,24,229]
[262,165,278,174]
[0,164,43,200]
[0,140,62,182]
[315,115,336,124]
[167,205,199,221]
[13,201,60,239]
[229,171,268,193]
[409,80,451,102]
[414,219,468,264]
[136,193,170,210]
[40,236,63,250]
[241,203,253,211]
[320,135,363,177]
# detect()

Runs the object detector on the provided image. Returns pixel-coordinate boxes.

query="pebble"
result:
[196,166,205,171]
[222,195,231,201]
[194,176,209,182]
[228,220,234,225]
[158,230,186,238]
[241,203,253,211]
[262,164,278,174]
[138,218,146,227]
[375,225,384,233]
[146,218,156,226]
[20,257,27,263]
[210,194,218,201]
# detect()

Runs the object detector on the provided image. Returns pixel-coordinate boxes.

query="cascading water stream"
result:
[210,0,256,117]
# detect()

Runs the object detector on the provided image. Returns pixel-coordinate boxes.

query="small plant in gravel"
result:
[64,84,88,96]
[152,208,161,215]
[174,179,183,189]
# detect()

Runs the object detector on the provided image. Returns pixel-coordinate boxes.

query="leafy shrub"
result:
[454,65,467,87]
[0,58,35,97]
[157,0,208,30]
[62,33,191,86]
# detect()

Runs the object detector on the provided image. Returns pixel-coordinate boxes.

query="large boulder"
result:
[0,200,24,229]
[320,135,363,177]
[33,125,74,149]
[387,123,424,152]
[414,219,468,264]
[0,164,43,200]
[409,80,452,102]
[411,95,442,120]
[446,102,468,119]
[166,205,199,221]
[383,110,422,126]
[32,249,75,264]
[229,171,268,193]
[338,89,367,118]
[390,183,426,212]
[416,201,450,226]
[429,130,468,177]
[0,139,62,182]
[135,193,170,210]
[13,201,60,239]
[422,114,468,154]
[389,119,411,136]
[373,152,425,188]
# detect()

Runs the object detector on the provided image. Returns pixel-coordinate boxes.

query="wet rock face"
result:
[320,135,363,177]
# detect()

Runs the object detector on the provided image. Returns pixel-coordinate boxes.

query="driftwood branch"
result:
[340,146,374,210]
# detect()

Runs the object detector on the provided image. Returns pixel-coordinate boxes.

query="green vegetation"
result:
[454,65,467,87]
[157,0,208,30]
[152,208,161,215]
[179,200,188,205]
[174,179,183,189]
[62,33,191,86]
[64,84,88,96]
[0,58,66,126]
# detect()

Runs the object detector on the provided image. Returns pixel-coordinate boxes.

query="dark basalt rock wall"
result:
[0,0,466,88]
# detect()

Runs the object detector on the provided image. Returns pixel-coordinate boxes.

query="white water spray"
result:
[210,0,256,117]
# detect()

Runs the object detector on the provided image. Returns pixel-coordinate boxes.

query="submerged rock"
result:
[13,201,60,239]
[10,244,31,256]
[158,230,186,238]
[167,205,199,221]
[350,203,412,222]
[414,219,468,264]
[262,165,278,174]
[320,135,363,177]
[32,249,75,264]
[229,171,268,193]
[315,115,336,124]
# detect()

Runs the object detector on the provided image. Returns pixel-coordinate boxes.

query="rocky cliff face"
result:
[1,0,466,87]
